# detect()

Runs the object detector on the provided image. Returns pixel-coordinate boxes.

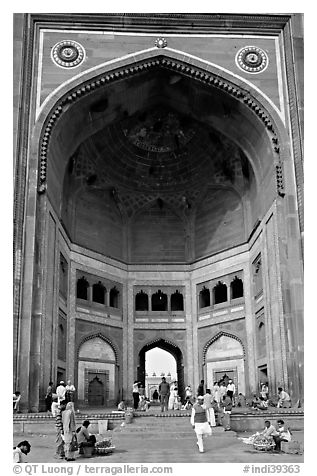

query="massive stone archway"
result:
[14,23,303,412]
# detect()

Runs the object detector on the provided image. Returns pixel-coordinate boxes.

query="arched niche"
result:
[205,334,245,395]
[78,336,116,406]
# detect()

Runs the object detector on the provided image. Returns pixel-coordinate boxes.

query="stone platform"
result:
[13,407,304,464]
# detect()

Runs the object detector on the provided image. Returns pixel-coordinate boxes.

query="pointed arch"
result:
[202,331,245,365]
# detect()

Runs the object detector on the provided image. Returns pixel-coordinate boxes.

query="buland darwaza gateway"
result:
[13,13,303,411]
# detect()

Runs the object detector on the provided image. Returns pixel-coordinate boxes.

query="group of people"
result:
[52,399,96,461]
[46,380,76,412]
[250,384,291,410]
[240,419,292,452]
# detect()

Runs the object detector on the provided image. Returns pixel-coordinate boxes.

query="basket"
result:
[253,435,275,452]
[95,446,115,455]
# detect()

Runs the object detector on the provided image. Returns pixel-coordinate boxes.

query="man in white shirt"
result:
[56,381,66,404]
[277,387,291,408]
[13,441,31,462]
[226,379,236,403]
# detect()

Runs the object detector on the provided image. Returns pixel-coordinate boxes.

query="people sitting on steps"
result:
[277,387,292,408]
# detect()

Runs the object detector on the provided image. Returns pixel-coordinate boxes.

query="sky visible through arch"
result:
[145,348,177,379]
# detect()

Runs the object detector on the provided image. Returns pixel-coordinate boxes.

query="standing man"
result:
[45,381,54,412]
[65,380,76,403]
[159,377,170,412]
[203,389,216,426]
[191,395,212,453]
[197,380,205,397]
[56,381,66,404]
[226,379,236,403]
[132,381,141,410]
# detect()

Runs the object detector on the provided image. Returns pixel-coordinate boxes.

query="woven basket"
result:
[95,446,115,455]
[253,442,275,452]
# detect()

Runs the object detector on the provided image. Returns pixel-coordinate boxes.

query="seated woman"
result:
[77,420,96,454]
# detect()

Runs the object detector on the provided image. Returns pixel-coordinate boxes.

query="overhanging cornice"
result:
[28,13,292,35]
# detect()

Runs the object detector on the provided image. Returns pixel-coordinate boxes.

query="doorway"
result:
[88,372,108,406]
[137,339,184,400]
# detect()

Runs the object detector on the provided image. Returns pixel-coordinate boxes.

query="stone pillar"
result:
[67,263,77,384]
[243,262,257,395]
[262,209,288,394]
[127,281,135,404]
[122,280,129,401]
[185,278,194,389]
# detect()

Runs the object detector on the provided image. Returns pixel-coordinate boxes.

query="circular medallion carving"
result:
[51,40,85,68]
[155,37,167,48]
[236,46,268,73]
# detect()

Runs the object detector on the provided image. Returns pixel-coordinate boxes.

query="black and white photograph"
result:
[10,6,306,474]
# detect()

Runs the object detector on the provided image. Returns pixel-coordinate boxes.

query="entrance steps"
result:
[113,414,236,439]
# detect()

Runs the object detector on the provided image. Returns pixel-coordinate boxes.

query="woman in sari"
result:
[62,402,76,461]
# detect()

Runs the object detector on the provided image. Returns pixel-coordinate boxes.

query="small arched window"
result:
[152,290,168,311]
[77,276,89,300]
[92,281,105,304]
[213,281,227,304]
[199,287,210,308]
[230,276,244,299]
[135,291,149,311]
[110,287,120,308]
[171,290,184,311]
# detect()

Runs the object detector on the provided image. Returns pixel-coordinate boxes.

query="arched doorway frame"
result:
[136,337,185,400]
[18,46,294,409]
[202,331,247,395]
[76,333,120,406]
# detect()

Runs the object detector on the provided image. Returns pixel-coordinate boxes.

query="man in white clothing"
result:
[226,379,236,403]
[191,395,212,453]
[56,381,66,403]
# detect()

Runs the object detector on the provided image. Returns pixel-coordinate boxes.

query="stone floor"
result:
[13,409,304,464]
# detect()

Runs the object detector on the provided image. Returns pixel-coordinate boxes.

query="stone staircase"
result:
[113,413,236,440]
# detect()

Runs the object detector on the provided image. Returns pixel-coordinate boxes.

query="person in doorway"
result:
[197,380,205,397]
[152,389,159,401]
[277,388,291,408]
[190,395,212,453]
[45,381,54,412]
[65,380,76,403]
[56,381,66,404]
[226,379,236,403]
[218,381,227,401]
[54,401,66,459]
[62,402,76,461]
[203,389,216,426]
[272,419,292,452]
[260,382,269,400]
[159,377,170,412]
[132,381,141,410]
[13,440,31,463]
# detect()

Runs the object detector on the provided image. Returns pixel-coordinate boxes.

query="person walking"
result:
[54,401,66,459]
[159,377,170,412]
[191,395,212,453]
[132,381,140,410]
[62,402,76,461]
